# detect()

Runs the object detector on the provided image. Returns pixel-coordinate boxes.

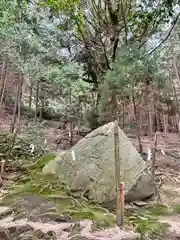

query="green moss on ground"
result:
[3,154,115,227]
[125,205,171,239]
[172,204,180,214]
[1,149,177,238]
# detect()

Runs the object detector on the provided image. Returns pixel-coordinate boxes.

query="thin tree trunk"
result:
[39,99,44,122]
[10,83,19,133]
[155,109,161,131]
[163,114,168,141]
[0,59,6,95]
[95,92,100,114]
[148,87,154,141]
[28,82,33,111]
[170,75,180,132]
[34,80,39,124]
[154,86,161,132]
[173,54,180,88]
[0,64,8,109]
[121,102,125,128]
[0,58,6,75]
[167,48,180,132]
[132,94,143,153]
[16,74,23,132]
[39,82,44,122]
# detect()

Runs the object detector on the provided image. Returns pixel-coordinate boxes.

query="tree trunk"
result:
[0,59,6,79]
[0,63,8,110]
[163,114,168,141]
[34,80,39,124]
[169,74,180,132]
[121,102,125,128]
[173,54,180,88]
[39,99,44,122]
[155,109,161,131]
[28,82,33,111]
[10,83,19,133]
[16,74,23,132]
[95,92,100,114]
[39,82,44,122]
[167,47,180,132]
[132,94,143,153]
[148,86,154,141]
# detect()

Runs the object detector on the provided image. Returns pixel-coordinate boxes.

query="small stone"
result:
[47,230,57,238]
[8,226,17,234]
[125,204,138,209]
[17,225,34,234]
[0,206,13,220]
[0,227,11,240]
[34,229,57,240]
[13,211,26,221]
[133,201,147,207]
[40,212,72,222]
[34,229,46,238]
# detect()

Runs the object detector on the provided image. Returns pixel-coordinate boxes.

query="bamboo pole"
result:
[114,120,124,226]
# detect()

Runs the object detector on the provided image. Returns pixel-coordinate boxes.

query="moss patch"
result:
[3,154,115,227]
[125,204,172,239]
[172,204,180,214]
[1,152,177,237]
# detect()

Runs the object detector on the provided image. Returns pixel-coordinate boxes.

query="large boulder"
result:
[43,122,155,204]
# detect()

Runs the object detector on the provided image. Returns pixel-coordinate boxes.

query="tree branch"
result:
[120,0,128,46]
[147,13,180,56]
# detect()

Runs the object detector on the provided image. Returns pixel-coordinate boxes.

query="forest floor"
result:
[0,116,180,239]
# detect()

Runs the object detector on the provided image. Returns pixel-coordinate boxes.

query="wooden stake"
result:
[114,120,121,226]
[120,182,125,226]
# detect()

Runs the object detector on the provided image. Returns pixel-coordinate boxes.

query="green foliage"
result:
[104,44,160,95]
[1,0,177,125]
[39,0,85,32]
[0,132,46,163]
[0,0,27,36]
[98,44,164,122]
[85,108,100,129]
[39,0,81,12]
[0,0,91,123]
[126,205,171,239]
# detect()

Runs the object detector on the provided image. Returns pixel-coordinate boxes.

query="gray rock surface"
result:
[43,122,155,203]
